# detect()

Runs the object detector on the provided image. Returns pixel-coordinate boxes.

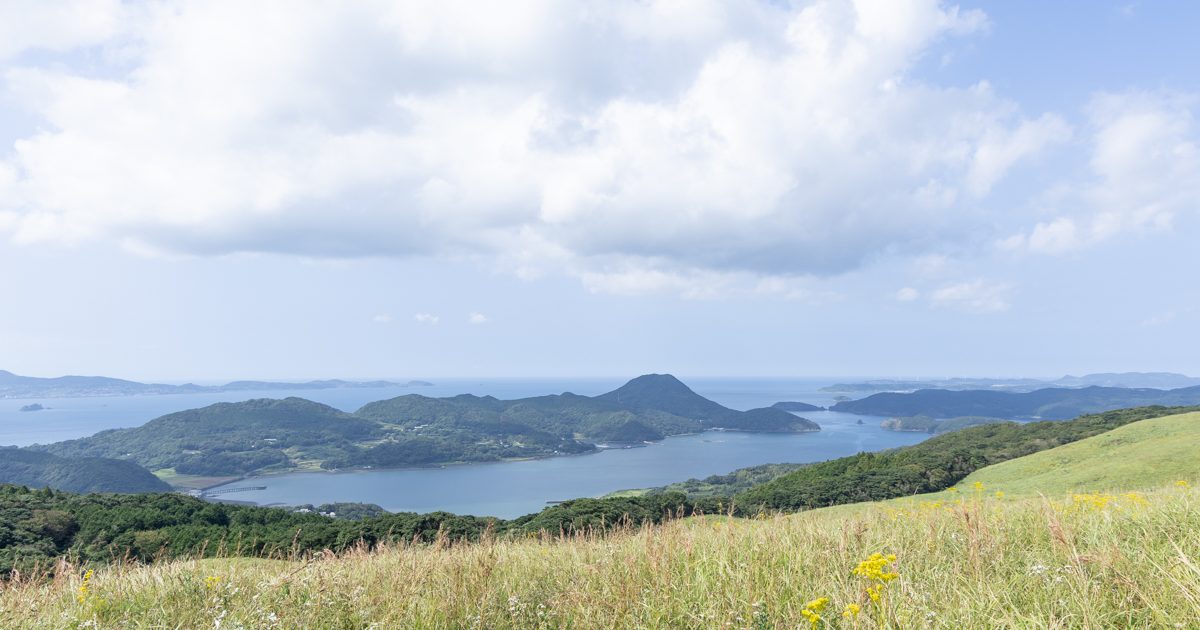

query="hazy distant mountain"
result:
[821,372,1200,395]
[1052,372,1200,389]
[0,369,430,399]
[832,385,1200,420]
[37,374,820,479]
[0,448,171,493]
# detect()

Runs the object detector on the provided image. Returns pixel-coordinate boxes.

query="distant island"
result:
[0,369,433,399]
[29,374,820,487]
[821,372,1200,395]
[770,401,824,412]
[832,385,1200,419]
[18,403,46,412]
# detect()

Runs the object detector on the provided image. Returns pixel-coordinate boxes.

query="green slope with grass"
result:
[734,405,1199,512]
[4,483,1197,628]
[956,410,1200,495]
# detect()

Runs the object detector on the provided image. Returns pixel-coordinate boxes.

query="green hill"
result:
[734,405,1198,512]
[4,462,1198,627]
[955,410,1200,495]
[0,449,171,493]
[595,374,738,422]
[38,398,376,476]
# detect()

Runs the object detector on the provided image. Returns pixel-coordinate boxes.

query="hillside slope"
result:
[956,410,1200,494]
[0,449,171,493]
[38,398,376,476]
[734,405,1197,511]
[2,485,1195,627]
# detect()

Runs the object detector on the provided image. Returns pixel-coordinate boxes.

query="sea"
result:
[0,377,927,518]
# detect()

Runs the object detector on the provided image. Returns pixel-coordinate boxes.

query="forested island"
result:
[770,401,824,411]
[21,375,819,488]
[831,384,1200,419]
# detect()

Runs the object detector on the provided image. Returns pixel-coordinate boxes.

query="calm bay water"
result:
[0,377,923,518]
[219,411,923,518]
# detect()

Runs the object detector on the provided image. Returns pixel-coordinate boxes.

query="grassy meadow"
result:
[954,411,1200,495]
[2,412,1198,629]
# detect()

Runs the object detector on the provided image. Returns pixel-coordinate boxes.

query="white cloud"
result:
[1004,92,1199,256]
[467,312,488,325]
[1086,92,1199,239]
[413,313,439,325]
[895,287,920,302]
[911,254,953,279]
[0,0,124,61]
[0,1,1099,296]
[1024,217,1080,254]
[930,280,1011,313]
[965,113,1071,196]
[578,265,840,301]
[371,314,393,324]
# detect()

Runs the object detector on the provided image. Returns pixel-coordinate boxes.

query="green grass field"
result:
[954,411,1200,495]
[2,412,1197,628]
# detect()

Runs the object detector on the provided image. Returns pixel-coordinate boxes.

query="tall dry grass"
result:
[2,485,1197,628]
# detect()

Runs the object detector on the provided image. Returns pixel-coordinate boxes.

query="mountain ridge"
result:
[831,384,1200,419]
[821,371,1200,394]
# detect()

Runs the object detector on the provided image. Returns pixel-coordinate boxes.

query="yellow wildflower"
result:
[205,575,222,589]
[77,569,94,604]
[853,553,899,606]
[1122,492,1149,507]
[1177,480,1191,488]
[842,603,861,618]
[1072,492,1115,510]
[973,481,984,492]
[800,596,829,626]
[852,553,898,581]
[994,490,1005,499]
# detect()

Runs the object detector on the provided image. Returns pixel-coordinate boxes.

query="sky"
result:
[0,0,1197,381]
